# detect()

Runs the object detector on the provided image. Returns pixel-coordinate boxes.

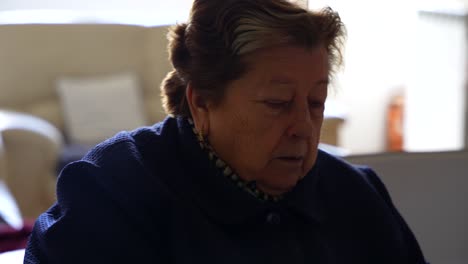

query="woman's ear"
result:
[186,83,210,135]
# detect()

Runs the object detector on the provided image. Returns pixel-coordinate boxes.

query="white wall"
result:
[311,0,417,154]
[0,0,193,11]
[406,12,467,152]
[0,0,193,26]
[313,0,467,154]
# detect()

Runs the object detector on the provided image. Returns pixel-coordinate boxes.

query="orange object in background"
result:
[387,94,404,151]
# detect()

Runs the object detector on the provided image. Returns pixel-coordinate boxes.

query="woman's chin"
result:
[256,173,302,195]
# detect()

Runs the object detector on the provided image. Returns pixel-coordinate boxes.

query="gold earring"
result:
[196,127,206,149]
[197,129,204,142]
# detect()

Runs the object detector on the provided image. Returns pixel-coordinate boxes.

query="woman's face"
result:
[206,45,329,195]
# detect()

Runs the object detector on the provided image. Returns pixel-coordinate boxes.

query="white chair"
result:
[0,110,63,220]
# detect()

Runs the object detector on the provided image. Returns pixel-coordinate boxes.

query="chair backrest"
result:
[0,133,5,181]
[0,134,21,229]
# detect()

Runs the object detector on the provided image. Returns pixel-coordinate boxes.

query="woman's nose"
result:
[286,102,316,139]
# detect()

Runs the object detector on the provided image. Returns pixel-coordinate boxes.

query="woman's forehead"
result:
[243,46,329,81]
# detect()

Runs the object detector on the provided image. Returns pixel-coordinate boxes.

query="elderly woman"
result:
[25,0,426,263]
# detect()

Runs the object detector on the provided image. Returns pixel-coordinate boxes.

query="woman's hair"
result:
[161,0,346,117]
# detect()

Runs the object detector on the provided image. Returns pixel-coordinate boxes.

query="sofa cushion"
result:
[56,72,147,145]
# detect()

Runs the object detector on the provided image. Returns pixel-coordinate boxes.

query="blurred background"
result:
[0,0,466,154]
[0,1,466,263]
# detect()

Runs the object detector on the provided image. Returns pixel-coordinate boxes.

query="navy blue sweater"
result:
[25,117,426,264]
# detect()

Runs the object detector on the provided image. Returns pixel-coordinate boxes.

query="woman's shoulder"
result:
[50,118,181,242]
[313,150,395,212]
[313,151,408,235]
[55,117,181,216]
[316,150,381,189]
[313,151,426,262]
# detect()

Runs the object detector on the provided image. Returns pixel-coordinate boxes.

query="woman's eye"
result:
[264,100,290,109]
[307,101,325,116]
[309,101,325,109]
